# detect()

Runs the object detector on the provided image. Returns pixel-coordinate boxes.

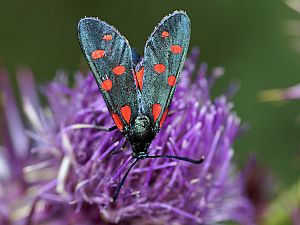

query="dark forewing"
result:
[141,11,190,130]
[78,18,138,132]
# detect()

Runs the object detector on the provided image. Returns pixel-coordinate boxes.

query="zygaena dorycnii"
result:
[77,11,204,201]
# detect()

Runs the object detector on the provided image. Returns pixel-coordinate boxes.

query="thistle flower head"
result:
[0,49,254,225]
[260,83,300,102]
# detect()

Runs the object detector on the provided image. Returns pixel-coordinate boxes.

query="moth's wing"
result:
[78,18,138,132]
[140,11,190,129]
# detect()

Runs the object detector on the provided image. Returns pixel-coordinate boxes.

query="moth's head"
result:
[131,143,149,158]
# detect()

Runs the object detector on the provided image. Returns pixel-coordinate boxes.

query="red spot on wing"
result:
[170,45,183,54]
[101,79,112,91]
[161,31,170,38]
[160,109,169,128]
[103,34,113,41]
[152,103,162,122]
[134,73,138,88]
[91,50,105,59]
[154,64,166,74]
[113,65,126,75]
[112,113,123,130]
[135,67,144,91]
[168,75,176,87]
[120,105,131,124]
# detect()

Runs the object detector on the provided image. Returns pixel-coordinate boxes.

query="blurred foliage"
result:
[0,0,299,187]
[262,177,300,225]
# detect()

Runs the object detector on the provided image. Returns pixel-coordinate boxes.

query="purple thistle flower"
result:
[0,49,254,225]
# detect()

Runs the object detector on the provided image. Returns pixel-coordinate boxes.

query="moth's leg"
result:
[108,126,117,132]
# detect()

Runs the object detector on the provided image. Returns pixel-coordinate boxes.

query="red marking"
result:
[170,45,183,54]
[111,113,123,130]
[154,64,166,74]
[113,65,126,75]
[91,50,105,59]
[161,31,170,38]
[120,105,131,124]
[168,75,176,87]
[134,73,138,88]
[135,67,144,91]
[152,103,162,122]
[160,109,169,128]
[101,79,112,91]
[103,34,112,41]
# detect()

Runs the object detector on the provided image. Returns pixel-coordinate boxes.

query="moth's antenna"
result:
[113,155,203,201]
[145,155,205,164]
[113,158,140,201]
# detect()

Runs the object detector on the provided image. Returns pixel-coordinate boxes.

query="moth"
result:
[77,11,204,200]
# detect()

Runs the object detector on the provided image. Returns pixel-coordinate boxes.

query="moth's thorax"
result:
[128,115,155,143]
[128,115,155,158]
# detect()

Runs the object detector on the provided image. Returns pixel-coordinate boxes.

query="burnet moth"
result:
[77,11,204,201]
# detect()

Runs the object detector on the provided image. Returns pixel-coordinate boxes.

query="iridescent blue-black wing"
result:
[78,18,138,132]
[139,11,190,130]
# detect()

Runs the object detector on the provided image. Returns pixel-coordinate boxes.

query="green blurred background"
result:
[0,0,299,185]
